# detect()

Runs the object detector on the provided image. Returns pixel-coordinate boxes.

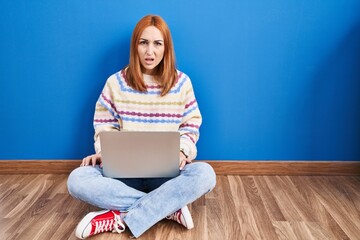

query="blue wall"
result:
[1,1,360,160]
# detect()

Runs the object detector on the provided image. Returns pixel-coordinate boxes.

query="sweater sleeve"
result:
[93,78,121,153]
[179,76,202,160]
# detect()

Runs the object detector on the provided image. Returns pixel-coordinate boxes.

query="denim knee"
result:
[67,166,99,198]
[67,167,81,197]
[185,162,216,193]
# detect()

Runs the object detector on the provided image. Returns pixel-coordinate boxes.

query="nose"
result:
[146,43,154,55]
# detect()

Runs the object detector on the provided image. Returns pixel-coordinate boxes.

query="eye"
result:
[139,40,148,45]
[154,41,163,46]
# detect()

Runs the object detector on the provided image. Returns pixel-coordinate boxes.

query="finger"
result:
[179,160,186,170]
[92,155,97,167]
[84,156,91,166]
[85,156,93,166]
[81,157,88,166]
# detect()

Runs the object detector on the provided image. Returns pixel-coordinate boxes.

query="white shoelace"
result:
[94,211,125,234]
[113,213,126,233]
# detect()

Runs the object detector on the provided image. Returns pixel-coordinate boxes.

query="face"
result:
[137,26,165,75]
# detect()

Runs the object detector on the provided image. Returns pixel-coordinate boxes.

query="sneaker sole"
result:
[181,206,194,229]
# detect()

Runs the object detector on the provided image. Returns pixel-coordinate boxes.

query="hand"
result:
[179,152,191,170]
[81,153,102,167]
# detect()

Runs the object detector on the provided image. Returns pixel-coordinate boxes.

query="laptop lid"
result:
[100,131,180,178]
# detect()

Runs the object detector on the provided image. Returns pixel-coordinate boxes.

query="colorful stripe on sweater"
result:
[93,69,202,160]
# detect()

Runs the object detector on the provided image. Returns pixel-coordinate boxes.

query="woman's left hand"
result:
[179,152,191,170]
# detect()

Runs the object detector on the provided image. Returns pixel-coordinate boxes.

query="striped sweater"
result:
[93,69,202,160]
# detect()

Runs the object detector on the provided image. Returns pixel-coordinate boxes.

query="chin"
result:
[143,66,159,74]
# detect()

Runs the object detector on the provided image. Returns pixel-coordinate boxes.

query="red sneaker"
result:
[166,206,194,229]
[75,210,125,239]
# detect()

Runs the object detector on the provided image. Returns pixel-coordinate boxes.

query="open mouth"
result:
[145,58,155,64]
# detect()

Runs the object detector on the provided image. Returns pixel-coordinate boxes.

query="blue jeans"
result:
[67,162,216,238]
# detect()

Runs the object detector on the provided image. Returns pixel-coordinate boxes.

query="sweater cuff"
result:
[180,139,197,160]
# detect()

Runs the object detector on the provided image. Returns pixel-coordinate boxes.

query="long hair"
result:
[125,15,177,96]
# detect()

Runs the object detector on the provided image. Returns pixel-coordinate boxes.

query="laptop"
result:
[99,131,180,178]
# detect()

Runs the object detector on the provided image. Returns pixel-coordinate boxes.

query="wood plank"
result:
[206,176,241,239]
[272,221,299,240]
[1,174,360,239]
[263,176,305,221]
[228,176,263,239]
[306,176,360,239]
[253,176,286,222]
[0,160,359,175]
[241,176,279,239]
[290,176,349,239]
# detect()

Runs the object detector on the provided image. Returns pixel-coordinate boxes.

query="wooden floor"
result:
[0,174,359,240]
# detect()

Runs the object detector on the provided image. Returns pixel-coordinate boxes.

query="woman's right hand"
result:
[81,153,102,167]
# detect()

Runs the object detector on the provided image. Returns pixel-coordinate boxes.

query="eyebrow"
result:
[139,38,164,42]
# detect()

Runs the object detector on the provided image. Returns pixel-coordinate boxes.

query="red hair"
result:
[125,15,177,96]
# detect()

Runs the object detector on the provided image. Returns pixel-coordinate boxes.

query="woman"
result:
[67,15,216,239]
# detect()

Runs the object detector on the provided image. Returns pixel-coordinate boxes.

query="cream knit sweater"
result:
[93,69,202,161]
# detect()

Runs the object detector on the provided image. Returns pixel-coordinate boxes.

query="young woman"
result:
[67,15,216,239]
